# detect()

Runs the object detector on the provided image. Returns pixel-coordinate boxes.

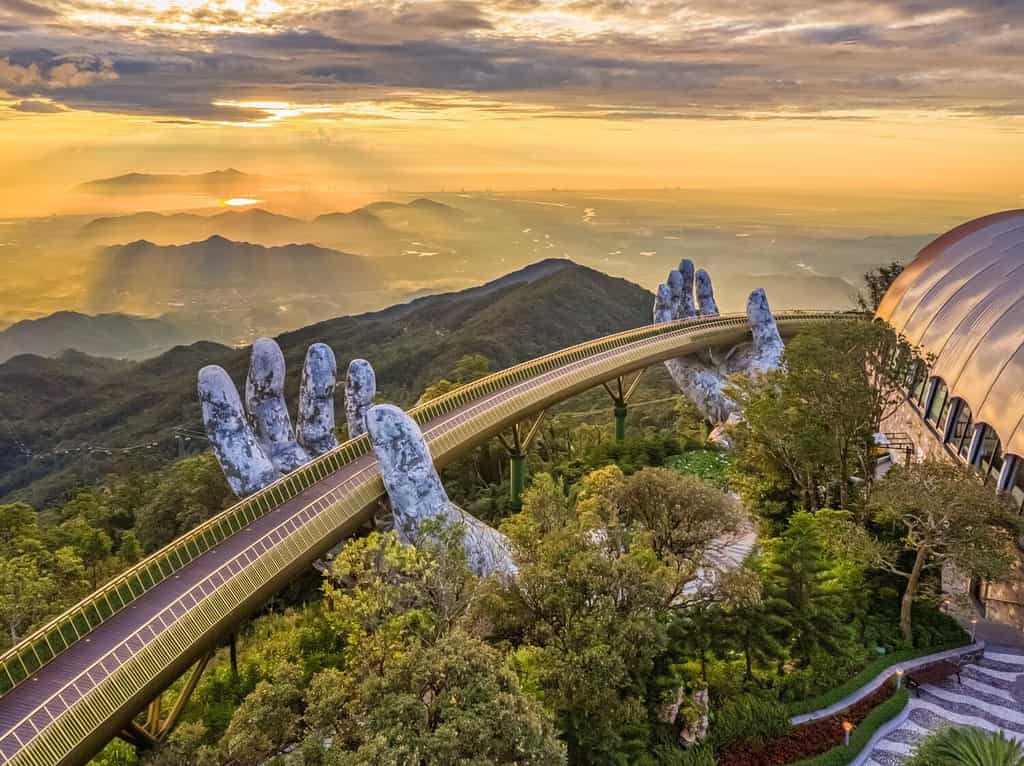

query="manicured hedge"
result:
[787,689,910,766]
[784,642,964,717]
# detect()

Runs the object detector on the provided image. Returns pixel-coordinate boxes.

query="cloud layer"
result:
[0,0,1022,123]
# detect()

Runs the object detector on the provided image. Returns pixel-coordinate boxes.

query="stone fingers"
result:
[696,268,719,316]
[297,343,339,457]
[245,338,309,473]
[678,259,696,318]
[198,365,279,497]
[344,359,376,438]
[745,288,784,372]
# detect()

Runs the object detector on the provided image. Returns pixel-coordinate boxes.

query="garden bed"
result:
[719,681,896,766]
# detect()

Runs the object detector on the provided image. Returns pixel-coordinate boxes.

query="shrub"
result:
[906,727,1024,766]
[711,694,791,751]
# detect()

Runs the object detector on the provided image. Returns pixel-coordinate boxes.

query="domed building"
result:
[877,209,1024,625]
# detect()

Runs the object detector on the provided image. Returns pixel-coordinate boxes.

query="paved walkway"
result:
[864,645,1024,765]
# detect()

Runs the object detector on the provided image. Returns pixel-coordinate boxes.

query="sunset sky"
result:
[1,0,1022,216]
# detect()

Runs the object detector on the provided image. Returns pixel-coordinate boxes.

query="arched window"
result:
[947,400,974,459]
[926,379,950,427]
[978,425,1004,482]
[909,363,928,406]
[1012,458,1024,513]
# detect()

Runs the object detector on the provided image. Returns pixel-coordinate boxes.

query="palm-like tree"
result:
[908,727,1024,766]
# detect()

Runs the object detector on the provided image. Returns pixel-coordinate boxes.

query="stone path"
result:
[864,646,1024,765]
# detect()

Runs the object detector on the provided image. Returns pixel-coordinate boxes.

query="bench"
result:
[905,652,981,696]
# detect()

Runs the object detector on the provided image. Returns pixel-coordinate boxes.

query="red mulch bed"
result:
[718,681,894,766]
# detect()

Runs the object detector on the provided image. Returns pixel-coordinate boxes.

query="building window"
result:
[910,364,928,406]
[926,380,948,425]
[1012,459,1024,513]
[948,401,974,459]
[979,425,1003,482]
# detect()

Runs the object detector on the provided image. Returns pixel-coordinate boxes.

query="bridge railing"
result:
[0,311,846,696]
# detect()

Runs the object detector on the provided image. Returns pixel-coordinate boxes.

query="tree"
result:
[613,467,744,601]
[417,354,491,404]
[868,460,1020,643]
[219,664,304,766]
[857,261,904,313]
[144,722,216,766]
[490,472,672,763]
[720,565,789,681]
[134,454,233,551]
[313,632,566,765]
[764,512,843,666]
[729,320,918,513]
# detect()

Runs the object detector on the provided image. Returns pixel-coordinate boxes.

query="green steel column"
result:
[510,453,526,510]
[614,403,628,442]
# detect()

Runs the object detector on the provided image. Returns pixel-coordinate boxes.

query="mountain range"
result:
[76,169,274,195]
[0,312,191,363]
[0,260,647,506]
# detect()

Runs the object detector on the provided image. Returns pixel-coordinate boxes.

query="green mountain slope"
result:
[0,262,653,507]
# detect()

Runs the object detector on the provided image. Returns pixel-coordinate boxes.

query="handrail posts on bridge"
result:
[602,370,645,442]
[496,411,547,510]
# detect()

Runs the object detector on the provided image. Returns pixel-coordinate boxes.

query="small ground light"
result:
[895,669,904,689]
[971,618,978,641]
[842,721,853,746]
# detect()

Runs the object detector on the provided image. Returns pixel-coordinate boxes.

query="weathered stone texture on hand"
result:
[298,343,339,456]
[365,404,517,577]
[344,358,376,438]
[198,364,280,496]
[245,338,309,473]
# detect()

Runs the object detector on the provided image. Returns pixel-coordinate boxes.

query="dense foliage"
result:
[906,727,1024,766]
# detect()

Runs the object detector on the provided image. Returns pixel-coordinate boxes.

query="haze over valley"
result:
[0,170,1011,360]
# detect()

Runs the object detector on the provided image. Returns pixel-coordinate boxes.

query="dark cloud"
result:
[1,0,1020,123]
[10,99,63,112]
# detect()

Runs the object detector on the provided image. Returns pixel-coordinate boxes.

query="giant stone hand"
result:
[364,405,517,578]
[654,260,784,432]
[199,338,339,497]
[200,342,514,577]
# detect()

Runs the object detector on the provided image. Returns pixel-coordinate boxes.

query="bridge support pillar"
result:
[602,370,644,443]
[121,649,213,751]
[497,411,546,511]
[229,631,238,682]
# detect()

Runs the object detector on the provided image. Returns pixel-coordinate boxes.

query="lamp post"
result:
[842,721,853,746]
[971,618,978,642]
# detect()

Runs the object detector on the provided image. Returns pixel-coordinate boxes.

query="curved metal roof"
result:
[876,209,1024,458]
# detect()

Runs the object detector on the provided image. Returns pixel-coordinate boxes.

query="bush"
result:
[712,694,791,751]
[668,450,733,488]
[654,743,718,765]
[906,726,1024,766]
[784,640,968,717]
[788,689,909,766]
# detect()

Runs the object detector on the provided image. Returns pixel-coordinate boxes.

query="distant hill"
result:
[0,262,652,506]
[88,236,381,315]
[78,199,462,249]
[0,312,192,363]
[76,169,274,195]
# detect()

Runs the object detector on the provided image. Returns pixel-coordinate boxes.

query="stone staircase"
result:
[865,646,1024,765]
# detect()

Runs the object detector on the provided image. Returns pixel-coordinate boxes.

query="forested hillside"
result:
[0,262,652,506]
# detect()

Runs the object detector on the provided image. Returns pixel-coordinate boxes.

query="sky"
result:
[0,0,1022,216]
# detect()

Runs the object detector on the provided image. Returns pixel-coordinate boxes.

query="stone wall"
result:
[881,397,953,463]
